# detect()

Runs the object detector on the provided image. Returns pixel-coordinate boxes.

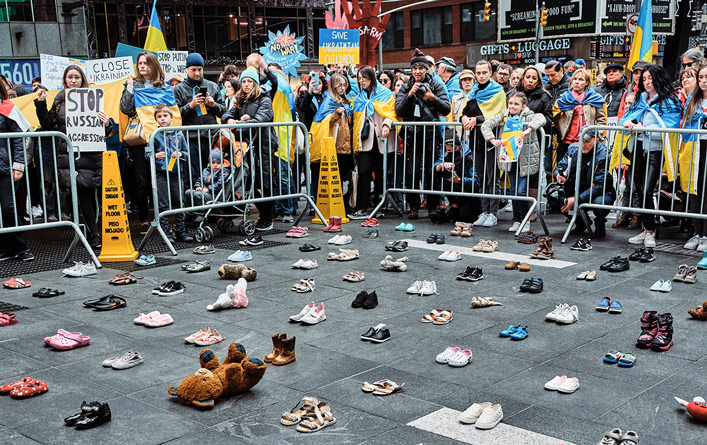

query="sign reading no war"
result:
[319,29,360,65]
[65,88,106,153]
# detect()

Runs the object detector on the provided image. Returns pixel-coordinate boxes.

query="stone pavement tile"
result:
[594,389,700,445]
[15,395,202,445]
[349,366,531,416]
[0,368,122,429]
[650,357,707,395]
[0,346,51,380]
[483,363,646,421]
[311,292,419,324]
[156,326,272,360]
[212,397,397,444]
[503,405,614,445]
[0,426,41,444]
[315,378,442,424]
[359,424,461,445]
[0,308,77,339]
[129,376,304,428]
[165,428,252,444]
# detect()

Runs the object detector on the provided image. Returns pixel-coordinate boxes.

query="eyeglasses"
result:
[380,78,390,83]
[683,62,696,68]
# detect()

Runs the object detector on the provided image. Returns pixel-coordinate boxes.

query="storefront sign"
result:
[0,59,40,90]
[498,0,598,41]
[40,54,86,91]
[65,88,105,153]
[600,0,675,35]
[319,29,360,65]
[259,25,306,77]
[84,57,133,85]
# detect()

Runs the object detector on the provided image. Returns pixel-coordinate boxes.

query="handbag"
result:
[361,119,371,141]
[123,115,147,146]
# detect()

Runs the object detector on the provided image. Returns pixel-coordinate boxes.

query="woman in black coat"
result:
[34,65,111,249]
[223,68,278,232]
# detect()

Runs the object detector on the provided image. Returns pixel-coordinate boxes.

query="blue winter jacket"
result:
[149,129,189,173]
[554,140,615,203]
[195,164,231,197]
[432,144,480,192]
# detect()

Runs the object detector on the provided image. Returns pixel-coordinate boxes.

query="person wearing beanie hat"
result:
[240,68,259,84]
[173,52,226,185]
[245,53,279,100]
[395,48,451,220]
[185,148,232,209]
[436,57,460,98]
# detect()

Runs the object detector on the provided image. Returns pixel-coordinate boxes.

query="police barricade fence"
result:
[0,131,100,266]
[368,121,548,237]
[562,125,707,244]
[141,122,325,254]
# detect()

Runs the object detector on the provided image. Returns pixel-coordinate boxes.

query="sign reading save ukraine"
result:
[319,29,360,65]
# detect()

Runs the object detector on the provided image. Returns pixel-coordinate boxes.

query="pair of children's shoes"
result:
[499,325,528,340]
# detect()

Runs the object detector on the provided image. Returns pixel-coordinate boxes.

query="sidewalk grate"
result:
[0,301,29,312]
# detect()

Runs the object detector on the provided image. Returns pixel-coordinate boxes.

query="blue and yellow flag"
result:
[309,92,350,162]
[467,80,506,120]
[120,87,181,142]
[628,0,653,69]
[553,89,606,114]
[144,0,168,52]
[678,109,706,195]
[271,71,297,162]
[445,72,461,99]
[500,116,524,161]
[352,85,398,152]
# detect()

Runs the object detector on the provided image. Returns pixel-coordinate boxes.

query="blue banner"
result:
[0,59,41,89]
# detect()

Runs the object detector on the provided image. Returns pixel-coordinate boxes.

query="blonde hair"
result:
[571,69,593,87]
[328,73,348,104]
[235,79,262,110]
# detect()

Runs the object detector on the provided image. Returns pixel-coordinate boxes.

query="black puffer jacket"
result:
[221,94,278,153]
[516,84,553,134]
[299,91,324,130]
[395,73,450,122]
[544,73,570,105]
[0,114,23,176]
[173,76,226,139]
[594,75,627,118]
[34,91,104,189]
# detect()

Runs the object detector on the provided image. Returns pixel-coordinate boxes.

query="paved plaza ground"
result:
[1,208,706,444]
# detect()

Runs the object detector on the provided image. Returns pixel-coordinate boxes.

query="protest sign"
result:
[40,54,86,90]
[318,29,360,65]
[259,25,307,77]
[85,57,133,85]
[157,51,187,81]
[115,43,151,64]
[65,88,106,153]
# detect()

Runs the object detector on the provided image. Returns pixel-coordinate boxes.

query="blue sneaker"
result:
[395,223,407,231]
[134,254,156,266]
[698,250,707,270]
[596,297,611,312]
[499,325,519,337]
[509,325,528,340]
[228,250,252,262]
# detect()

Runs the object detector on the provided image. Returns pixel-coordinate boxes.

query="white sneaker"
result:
[545,303,569,322]
[328,235,341,244]
[419,280,438,296]
[473,213,489,226]
[475,404,503,429]
[300,259,318,270]
[447,349,472,367]
[62,261,97,277]
[508,222,521,232]
[555,305,579,324]
[459,402,492,424]
[544,375,567,390]
[644,232,656,248]
[291,259,306,268]
[406,281,423,294]
[520,222,530,232]
[503,202,514,213]
[696,236,707,251]
[446,252,461,262]
[628,232,646,245]
[334,234,352,245]
[482,214,498,227]
[289,302,315,322]
[438,251,451,261]
[651,279,672,292]
[684,234,702,250]
[299,302,326,324]
[111,351,144,370]
[435,346,460,364]
[557,377,580,393]
[31,205,43,218]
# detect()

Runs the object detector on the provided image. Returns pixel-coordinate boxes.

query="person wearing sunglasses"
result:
[378,70,395,91]
[682,48,704,70]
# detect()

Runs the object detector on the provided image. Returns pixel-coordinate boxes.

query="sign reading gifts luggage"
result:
[318,29,360,65]
[40,54,86,91]
[84,57,133,85]
[65,88,106,152]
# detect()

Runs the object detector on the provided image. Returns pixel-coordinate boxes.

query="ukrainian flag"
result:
[144,0,167,52]
[467,80,506,120]
[678,110,706,195]
[271,72,297,163]
[627,0,653,69]
[500,116,524,161]
[352,84,398,152]
[309,92,350,162]
[119,87,181,142]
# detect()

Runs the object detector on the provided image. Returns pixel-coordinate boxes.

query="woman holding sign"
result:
[34,65,111,249]
[120,51,168,235]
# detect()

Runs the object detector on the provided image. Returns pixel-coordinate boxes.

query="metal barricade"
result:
[140,122,325,254]
[561,125,707,243]
[369,121,548,236]
[0,131,100,266]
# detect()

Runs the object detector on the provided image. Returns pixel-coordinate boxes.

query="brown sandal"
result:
[109,273,140,285]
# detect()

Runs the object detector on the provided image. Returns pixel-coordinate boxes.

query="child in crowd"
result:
[480,91,546,232]
[151,104,193,243]
[184,148,232,205]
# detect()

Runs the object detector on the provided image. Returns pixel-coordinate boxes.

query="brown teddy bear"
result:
[167,343,266,408]
[218,264,257,281]
[688,301,707,320]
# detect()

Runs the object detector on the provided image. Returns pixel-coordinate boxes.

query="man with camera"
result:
[395,48,451,219]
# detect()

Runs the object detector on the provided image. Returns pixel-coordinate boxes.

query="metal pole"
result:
[535,0,540,64]
[378,39,383,70]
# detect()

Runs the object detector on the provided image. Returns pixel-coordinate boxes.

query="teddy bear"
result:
[687,301,707,320]
[207,279,248,311]
[167,342,266,408]
[218,264,257,281]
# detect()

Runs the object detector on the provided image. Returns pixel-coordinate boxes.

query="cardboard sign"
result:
[40,54,86,91]
[318,29,360,65]
[157,51,187,81]
[85,57,133,85]
[259,25,307,77]
[65,88,106,153]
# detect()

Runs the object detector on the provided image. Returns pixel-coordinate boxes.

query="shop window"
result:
[461,2,495,42]
[33,0,56,21]
[382,12,403,50]
[411,6,453,47]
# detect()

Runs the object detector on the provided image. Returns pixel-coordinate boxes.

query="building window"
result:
[33,0,56,21]
[382,12,403,50]
[461,2,495,42]
[410,6,453,47]
[6,0,33,21]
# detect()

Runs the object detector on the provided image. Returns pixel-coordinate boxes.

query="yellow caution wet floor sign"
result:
[312,137,349,225]
[98,151,139,262]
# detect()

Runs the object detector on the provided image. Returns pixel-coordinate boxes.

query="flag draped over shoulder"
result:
[271,72,297,162]
[553,89,606,113]
[144,0,167,52]
[0,99,30,131]
[352,85,398,152]
[120,87,181,142]
[467,80,506,120]
[500,116,523,161]
[309,92,350,163]
[627,0,653,69]
[445,73,461,100]
[677,110,707,195]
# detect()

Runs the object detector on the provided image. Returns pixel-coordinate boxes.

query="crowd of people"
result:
[2,46,707,261]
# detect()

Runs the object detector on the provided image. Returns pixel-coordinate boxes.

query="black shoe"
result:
[607,257,630,272]
[456,266,475,281]
[240,235,263,246]
[16,250,34,262]
[527,278,543,293]
[519,278,533,292]
[255,217,273,231]
[638,247,656,262]
[158,282,185,296]
[0,250,17,261]
[600,256,621,270]
[299,243,320,252]
[369,327,390,343]
[351,291,368,308]
[74,402,111,429]
[465,267,484,282]
[362,291,378,309]
[594,218,606,238]
[152,281,176,295]
[570,220,588,235]
[65,401,102,426]
[361,324,385,341]
[629,248,646,261]
[176,231,194,242]
[570,238,592,251]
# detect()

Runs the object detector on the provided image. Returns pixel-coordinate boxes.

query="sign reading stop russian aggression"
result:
[65,88,105,153]
[319,29,360,65]
[498,0,598,41]
[84,57,133,85]
[259,25,307,78]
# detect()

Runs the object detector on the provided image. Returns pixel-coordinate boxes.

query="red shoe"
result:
[329,216,343,232]
[0,312,18,326]
[361,218,379,227]
[10,379,48,398]
[0,377,34,394]
[323,217,336,232]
